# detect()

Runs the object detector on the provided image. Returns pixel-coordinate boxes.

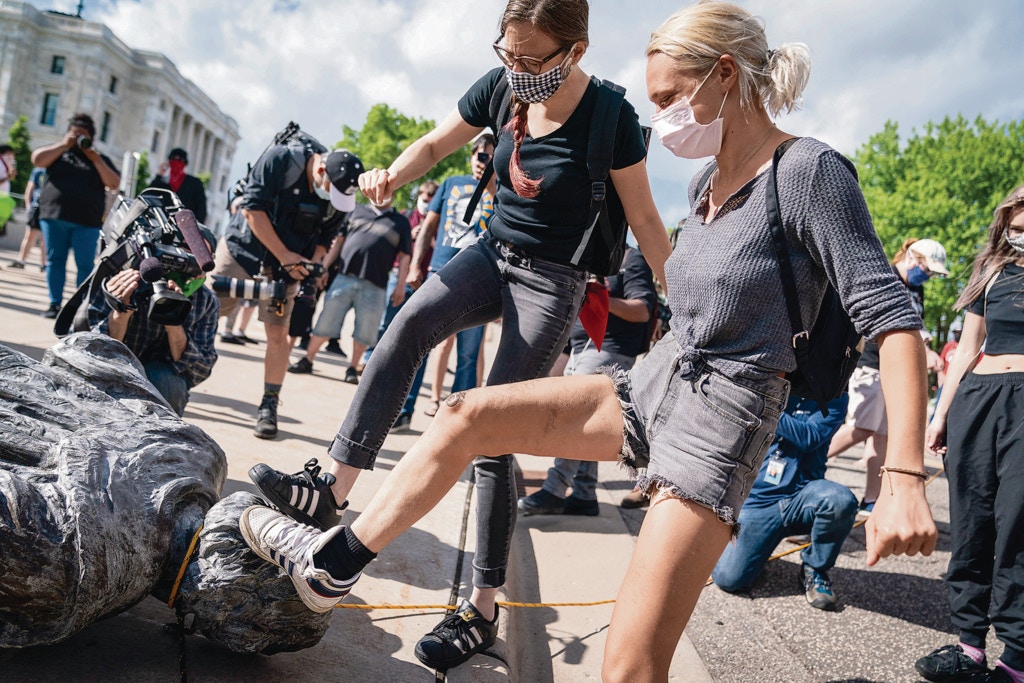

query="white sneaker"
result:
[239,505,360,613]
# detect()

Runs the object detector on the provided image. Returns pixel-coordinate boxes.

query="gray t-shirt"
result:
[667,137,922,382]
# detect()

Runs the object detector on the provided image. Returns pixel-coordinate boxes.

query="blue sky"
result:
[73,0,1024,224]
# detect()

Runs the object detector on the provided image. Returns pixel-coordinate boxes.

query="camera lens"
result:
[77,136,92,149]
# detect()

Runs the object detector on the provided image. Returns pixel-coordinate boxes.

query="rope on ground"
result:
[167,525,204,609]
[334,598,616,611]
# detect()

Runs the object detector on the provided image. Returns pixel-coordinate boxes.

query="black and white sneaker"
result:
[249,458,347,530]
[414,599,498,671]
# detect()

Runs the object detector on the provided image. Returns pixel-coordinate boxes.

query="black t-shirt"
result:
[224,143,340,277]
[338,205,412,289]
[38,148,118,226]
[458,67,647,266]
[569,247,658,358]
[857,264,923,369]
[967,263,1024,355]
[149,174,208,223]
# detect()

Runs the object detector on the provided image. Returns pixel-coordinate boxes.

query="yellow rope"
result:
[167,525,204,609]
[334,599,616,611]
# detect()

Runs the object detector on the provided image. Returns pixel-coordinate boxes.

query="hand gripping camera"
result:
[53,189,216,335]
[209,262,325,317]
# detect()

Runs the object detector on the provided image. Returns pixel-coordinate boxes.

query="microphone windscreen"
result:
[139,257,164,282]
[174,209,215,272]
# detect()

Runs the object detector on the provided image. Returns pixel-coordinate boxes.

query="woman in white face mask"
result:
[919,184,1024,683]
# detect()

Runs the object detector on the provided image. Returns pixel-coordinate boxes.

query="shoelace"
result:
[432,611,475,639]
[263,516,319,565]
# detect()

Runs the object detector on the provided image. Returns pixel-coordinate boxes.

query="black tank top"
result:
[967,263,1024,355]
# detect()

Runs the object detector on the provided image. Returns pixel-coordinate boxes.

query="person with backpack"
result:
[210,125,362,439]
[245,0,670,671]
[240,2,936,678]
[518,245,658,517]
[915,184,1024,683]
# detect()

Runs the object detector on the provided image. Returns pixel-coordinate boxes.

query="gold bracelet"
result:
[878,466,929,494]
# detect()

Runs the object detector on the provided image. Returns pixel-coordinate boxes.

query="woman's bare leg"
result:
[350,373,624,552]
[431,335,456,402]
[603,495,732,683]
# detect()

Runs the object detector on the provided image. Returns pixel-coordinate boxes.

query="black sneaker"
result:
[324,339,348,357]
[42,303,59,319]
[221,333,246,345]
[254,394,279,440]
[517,489,565,516]
[343,367,359,385]
[389,413,412,434]
[801,564,838,611]
[620,488,650,509]
[914,644,990,682]
[288,357,314,374]
[414,599,498,671]
[564,495,599,516]
[249,458,347,531]
[8,261,24,269]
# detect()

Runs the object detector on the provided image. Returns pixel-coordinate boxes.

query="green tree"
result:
[133,151,150,198]
[196,171,211,189]
[853,115,1024,346]
[7,115,32,195]
[335,103,473,212]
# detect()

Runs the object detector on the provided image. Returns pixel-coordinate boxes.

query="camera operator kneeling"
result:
[88,268,220,416]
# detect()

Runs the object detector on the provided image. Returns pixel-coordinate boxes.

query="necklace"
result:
[710,126,777,195]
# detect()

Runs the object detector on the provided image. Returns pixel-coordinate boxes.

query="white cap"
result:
[910,238,950,276]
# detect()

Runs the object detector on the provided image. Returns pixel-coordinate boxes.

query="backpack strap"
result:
[462,75,510,225]
[570,78,625,267]
[763,138,806,347]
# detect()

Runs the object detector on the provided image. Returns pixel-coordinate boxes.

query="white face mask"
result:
[650,66,728,159]
[417,197,431,214]
[313,179,331,201]
[1006,228,1024,254]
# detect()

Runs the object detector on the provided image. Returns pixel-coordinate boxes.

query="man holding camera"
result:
[88,264,219,416]
[30,113,121,318]
[211,131,362,439]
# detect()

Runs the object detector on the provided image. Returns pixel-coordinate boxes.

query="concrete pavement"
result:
[0,216,711,682]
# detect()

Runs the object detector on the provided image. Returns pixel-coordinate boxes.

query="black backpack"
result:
[463,75,649,276]
[694,139,863,414]
[227,122,327,209]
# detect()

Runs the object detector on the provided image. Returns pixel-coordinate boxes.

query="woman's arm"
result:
[610,161,671,293]
[925,311,986,453]
[360,109,482,206]
[865,328,939,566]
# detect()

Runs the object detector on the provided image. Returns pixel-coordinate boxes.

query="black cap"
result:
[168,148,188,163]
[324,149,364,212]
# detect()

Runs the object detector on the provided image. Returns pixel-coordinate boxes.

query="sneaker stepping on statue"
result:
[239,505,359,613]
[250,458,347,530]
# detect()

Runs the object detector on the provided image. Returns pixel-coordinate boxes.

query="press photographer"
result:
[211,122,362,439]
[81,192,220,416]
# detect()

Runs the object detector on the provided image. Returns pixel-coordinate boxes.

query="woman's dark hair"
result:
[473,133,496,153]
[68,113,96,138]
[956,183,1024,310]
[498,0,589,197]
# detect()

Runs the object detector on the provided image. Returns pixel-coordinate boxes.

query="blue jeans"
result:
[711,479,858,592]
[329,236,586,587]
[40,218,100,306]
[143,361,190,417]
[542,346,637,501]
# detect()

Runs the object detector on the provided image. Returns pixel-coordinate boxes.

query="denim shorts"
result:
[312,273,387,346]
[613,333,789,526]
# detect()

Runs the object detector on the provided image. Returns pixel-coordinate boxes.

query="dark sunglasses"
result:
[492,42,567,75]
[475,152,492,164]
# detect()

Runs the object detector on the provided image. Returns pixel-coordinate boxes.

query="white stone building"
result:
[0,1,239,231]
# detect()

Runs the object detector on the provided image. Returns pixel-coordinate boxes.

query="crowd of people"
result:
[2,1,1022,681]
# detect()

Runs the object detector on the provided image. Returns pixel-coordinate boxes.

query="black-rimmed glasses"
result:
[492,42,567,75]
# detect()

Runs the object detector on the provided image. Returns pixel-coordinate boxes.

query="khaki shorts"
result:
[210,239,298,327]
[845,365,887,434]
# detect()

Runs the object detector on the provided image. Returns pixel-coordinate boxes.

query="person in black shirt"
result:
[149,148,207,224]
[917,184,1024,683]
[210,135,362,439]
[30,113,121,318]
[245,0,671,670]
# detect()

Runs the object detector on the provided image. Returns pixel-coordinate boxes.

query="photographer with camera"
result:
[30,113,121,318]
[87,262,220,416]
[211,126,363,439]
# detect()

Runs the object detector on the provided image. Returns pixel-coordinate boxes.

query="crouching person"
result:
[712,394,856,611]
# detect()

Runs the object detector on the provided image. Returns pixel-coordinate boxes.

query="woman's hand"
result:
[865,475,938,566]
[359,169,397,206]
[924,419,947,455]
